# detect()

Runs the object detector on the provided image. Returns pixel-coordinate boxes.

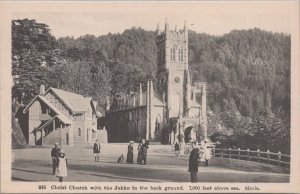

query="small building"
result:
[21,86,101,146]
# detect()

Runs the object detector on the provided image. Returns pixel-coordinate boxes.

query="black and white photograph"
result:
[1,0,299,193]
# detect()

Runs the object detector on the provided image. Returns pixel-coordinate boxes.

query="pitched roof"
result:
[50,88,91,112]
[35,114,72,132]
[24,87,95,115]
[23,95,73,123]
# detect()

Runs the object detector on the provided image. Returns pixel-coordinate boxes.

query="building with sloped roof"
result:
[22,86,102,146]
[105,21,207,144]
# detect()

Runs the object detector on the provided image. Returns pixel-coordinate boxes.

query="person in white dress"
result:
[55,149,68,182]
[203,139,212,166]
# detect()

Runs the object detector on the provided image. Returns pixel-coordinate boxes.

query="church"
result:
[105,21,208,144]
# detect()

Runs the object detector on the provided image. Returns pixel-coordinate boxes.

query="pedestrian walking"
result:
[140,139,149,165]
[93,139,101,162]
[126,141,134,164]
[188,142,200,182]
[137,142,142,163]
[174,142,180,157]
[51,142,60,175]
[55,149,68,182]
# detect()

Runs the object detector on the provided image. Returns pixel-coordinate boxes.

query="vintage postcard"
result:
[0,0,299,193]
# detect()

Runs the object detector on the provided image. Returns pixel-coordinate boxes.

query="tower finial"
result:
[165,18,169,32]
[156,23,160,34]
[184,20,187,31]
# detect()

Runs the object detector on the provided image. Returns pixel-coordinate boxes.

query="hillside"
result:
[12,19,290,153]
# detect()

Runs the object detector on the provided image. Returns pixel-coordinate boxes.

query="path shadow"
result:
[76,172,158,182]
[12,168,52,175]
[11,177,34,182]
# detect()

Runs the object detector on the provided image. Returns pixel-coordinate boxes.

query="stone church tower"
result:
[156,20,190,118]
[105,21,207,144]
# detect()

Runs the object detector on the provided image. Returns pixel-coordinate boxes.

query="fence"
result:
[212,148,290,169]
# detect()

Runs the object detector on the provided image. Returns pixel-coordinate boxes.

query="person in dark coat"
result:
[51,142,61,175]
[126,141,134,163]
[93,139,101,162]
[137,142,142,163]
[174,142,180,157]
[140,139,149,165]
[188,142,200,182]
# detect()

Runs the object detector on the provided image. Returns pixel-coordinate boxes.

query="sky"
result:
[11,1,294,38]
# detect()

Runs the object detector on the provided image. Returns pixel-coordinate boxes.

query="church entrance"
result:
[184,126,197,143]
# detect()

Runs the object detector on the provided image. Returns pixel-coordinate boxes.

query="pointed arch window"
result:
[78,128,81,136]
[170,46,176,61]
[178,47,184,62]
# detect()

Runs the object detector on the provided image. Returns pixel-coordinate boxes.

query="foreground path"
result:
[12,144,289,182]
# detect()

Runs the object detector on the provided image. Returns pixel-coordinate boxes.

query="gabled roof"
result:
[24,87,96,115]
[36,114,72,131]
[49,88,92,113]
[23,95,74,123]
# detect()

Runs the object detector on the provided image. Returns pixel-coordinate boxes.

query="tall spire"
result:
[184,20,188,34]
[165,18,169,32]
[156,23,160,34]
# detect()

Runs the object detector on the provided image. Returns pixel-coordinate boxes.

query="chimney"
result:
[40,84,45,95]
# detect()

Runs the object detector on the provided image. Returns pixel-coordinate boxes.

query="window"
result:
[129,112,132,121]
[170,46,176,61]
[78,128,81,136]
[87,128,89,141]
[178,47,184,62]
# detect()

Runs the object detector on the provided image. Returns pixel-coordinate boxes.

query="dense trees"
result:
[12,19,290,153]
[12,19,60,104]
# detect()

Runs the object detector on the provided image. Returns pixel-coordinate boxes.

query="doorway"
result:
[184,126,196,143]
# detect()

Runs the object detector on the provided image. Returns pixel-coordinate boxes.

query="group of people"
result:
[51,143,68,182]
[51,138,211,183]
[127,139,149,165]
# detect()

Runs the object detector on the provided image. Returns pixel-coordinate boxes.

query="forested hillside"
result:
[12,19,290,153]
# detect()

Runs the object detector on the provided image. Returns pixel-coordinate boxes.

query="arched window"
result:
[87,128,89,141]
[78,128,81,136]
[170,46,176,61]
[178,47,184,62]
[129,112,132,121]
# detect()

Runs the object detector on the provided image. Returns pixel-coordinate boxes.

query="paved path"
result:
[12,144,289,182]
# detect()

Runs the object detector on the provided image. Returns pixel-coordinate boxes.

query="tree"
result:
[12,19,59,104]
